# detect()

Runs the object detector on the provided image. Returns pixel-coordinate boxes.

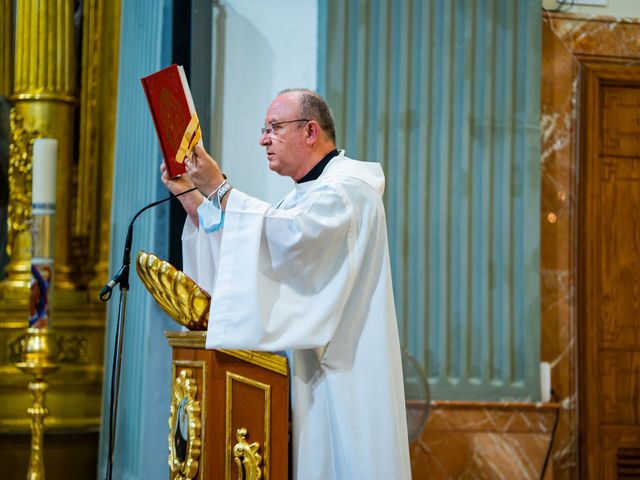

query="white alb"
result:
[182,152,411,479]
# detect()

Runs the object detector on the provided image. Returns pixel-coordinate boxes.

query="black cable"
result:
[102,185,197,479]
[540,390,560,480]
[105,286,124,480]
[99,186,198,301]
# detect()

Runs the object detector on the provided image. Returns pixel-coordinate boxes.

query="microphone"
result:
[99,186,198,302]
[99,279,117,301]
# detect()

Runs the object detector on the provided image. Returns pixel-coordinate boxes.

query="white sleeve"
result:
[205,184,358,352]
[181,204,223,296]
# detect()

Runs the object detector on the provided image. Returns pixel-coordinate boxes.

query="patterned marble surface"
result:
[408,13,640,480]
[410,405,558,479]
[540,12,640,480]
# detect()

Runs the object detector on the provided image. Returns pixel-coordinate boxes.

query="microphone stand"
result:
[99,186,197,480]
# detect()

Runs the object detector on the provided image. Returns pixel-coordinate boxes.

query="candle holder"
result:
[15,328,59,480]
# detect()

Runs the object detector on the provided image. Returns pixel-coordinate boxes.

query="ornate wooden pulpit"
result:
[136,251,289,480]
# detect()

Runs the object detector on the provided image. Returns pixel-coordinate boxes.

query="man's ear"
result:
[305,121,320,145]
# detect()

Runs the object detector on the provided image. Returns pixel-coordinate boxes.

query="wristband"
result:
[217,182,232,206]
[205,180,227,201]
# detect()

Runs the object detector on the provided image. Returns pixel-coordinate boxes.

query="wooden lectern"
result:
[166,332,289,480]
[135,251,289,480]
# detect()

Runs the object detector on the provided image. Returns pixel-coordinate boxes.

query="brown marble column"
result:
[541,12,640,480]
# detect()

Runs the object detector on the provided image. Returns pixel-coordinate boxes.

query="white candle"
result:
[32,138,58,205]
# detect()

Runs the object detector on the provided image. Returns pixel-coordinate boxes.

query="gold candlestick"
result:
[15,328,59,480]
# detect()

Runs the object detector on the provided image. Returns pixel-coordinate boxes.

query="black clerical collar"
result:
[297,149,339,183]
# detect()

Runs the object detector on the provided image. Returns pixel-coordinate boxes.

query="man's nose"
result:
[259,133,270,146]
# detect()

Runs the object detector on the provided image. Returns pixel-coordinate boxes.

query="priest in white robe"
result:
[161,89,411,480]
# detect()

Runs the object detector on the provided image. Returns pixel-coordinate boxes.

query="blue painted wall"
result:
[99,0,321,476]
[97,0,178,478]
[319,0,541,401]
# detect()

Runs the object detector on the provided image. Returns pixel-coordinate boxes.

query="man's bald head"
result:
[278,89,336,144]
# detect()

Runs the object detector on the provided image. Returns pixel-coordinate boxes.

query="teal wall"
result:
[97,0,178,478]
[319,0,541,401]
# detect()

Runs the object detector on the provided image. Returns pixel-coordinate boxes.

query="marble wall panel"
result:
[409,12,640,480]
[540,14,581,480]
[540,12,640,480]
[410,405,558,479]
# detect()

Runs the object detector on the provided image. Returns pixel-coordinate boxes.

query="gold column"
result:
[1,0,17,293]
[0,0,12,97]
[0,1,120,468]
[10,0,77,290]
[76,0,119,294]
[77,0,103,287]
[92,0,120,295]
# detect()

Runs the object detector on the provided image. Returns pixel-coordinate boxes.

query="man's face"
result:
[259,93,307,179]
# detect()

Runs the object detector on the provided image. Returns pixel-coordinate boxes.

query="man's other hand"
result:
[160,162,194,196]
[185,145,226,197]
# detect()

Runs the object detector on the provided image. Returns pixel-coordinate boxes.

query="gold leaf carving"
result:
[7,109,38,256]
[168,368,202,480]
[233,428,262,480]
[135,251,210,330]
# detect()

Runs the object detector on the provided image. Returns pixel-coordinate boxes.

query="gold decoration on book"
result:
[169,368,202,480]
[135,251,210,330]
[233,428,263,480]
[176,112,201,164]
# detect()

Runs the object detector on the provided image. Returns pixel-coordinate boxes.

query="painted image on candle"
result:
[29,264,52,328]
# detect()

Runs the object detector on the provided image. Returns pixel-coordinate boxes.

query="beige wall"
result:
[543,0,640,17]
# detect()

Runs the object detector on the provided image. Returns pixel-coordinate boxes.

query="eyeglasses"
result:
[260,119,309,137]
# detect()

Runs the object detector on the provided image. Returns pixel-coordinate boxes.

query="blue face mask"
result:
[197,200,225,232]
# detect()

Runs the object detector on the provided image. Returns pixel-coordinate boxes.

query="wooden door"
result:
[580,63,640,479]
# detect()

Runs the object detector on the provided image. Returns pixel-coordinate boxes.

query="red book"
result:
[141,64,201,178]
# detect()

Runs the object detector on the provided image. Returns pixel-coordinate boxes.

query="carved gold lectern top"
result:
[135,250,289,480]
[135,251,210,330]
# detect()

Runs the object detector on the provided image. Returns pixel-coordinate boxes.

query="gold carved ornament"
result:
[135,251,210,330]
[233,428,262,480]
[168,368,202,480]
[7,109,39,257]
